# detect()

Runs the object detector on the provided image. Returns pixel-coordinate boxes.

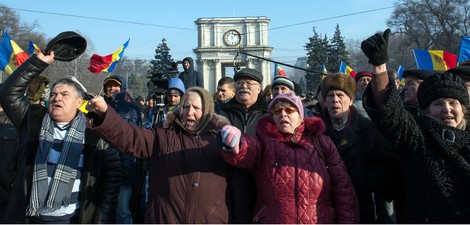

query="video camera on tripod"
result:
[147,61,180,106]
[146,61,180,126]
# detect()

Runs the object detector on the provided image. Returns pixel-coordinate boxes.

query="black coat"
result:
[363,79,470,223]
[0,55,121,223]
[321,106,402,223]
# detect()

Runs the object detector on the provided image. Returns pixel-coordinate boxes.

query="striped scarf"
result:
[26,112,86,216]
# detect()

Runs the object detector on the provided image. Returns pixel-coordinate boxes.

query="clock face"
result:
[224,30,241,46]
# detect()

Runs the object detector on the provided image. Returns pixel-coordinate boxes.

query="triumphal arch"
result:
[194,17,273,94]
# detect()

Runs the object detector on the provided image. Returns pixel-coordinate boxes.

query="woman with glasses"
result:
[220,91,360,224]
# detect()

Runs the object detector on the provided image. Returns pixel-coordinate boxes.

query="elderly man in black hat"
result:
[216,68,268,223]
[402,69,434,117]
[447,62,470,105]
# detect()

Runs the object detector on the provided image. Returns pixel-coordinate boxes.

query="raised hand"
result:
[361,28,391,66]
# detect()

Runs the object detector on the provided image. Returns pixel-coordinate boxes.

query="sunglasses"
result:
[272,106,298,115]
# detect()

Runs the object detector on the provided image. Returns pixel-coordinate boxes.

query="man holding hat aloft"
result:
[0,33,120,223]
[361,28,470,223]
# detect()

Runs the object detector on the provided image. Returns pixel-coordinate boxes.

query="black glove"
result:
[361,28,391,65]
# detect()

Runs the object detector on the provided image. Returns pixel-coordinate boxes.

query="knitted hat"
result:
[355,71,372,82]
[320,73,356,100]
[271,76,295,91]
[233,68,263,83]
[417,72,469,110]
[168,78,185,96]
[268,91,304,120]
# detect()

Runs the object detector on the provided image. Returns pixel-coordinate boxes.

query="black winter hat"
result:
[402,69,434,80]
[447,66,470,81]
[417,72,469,110]
[45,31,87,61]
[234,68,263,83]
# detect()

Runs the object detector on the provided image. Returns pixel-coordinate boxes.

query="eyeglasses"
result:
[272,106,298,115]
[236,80,259,87]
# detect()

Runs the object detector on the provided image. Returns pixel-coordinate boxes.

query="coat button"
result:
[192,183,199,187]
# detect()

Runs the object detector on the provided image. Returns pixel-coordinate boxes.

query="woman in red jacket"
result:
[221,91,360,224]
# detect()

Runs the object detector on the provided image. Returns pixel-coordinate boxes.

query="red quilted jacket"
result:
[223,116,360,224]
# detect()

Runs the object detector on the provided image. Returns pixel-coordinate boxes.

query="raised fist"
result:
[220,125,241,154]
[361,28,391,66]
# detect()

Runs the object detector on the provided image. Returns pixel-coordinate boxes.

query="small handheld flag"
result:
[88,38,130,74]
[412,49,457,71]
[339,61,356,77]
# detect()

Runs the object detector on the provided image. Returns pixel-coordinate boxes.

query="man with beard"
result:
[216,68,268,223]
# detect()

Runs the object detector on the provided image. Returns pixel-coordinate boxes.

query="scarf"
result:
[26,112,86,216]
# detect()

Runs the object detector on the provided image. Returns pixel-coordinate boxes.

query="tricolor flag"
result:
[0,32,30,75]
[397,65,406,86]
[457,36,470,63]
[412,49,457,71]
[321,64,328,80]
[88,38,130,74]
[274,63,287,76]
[28,40,42,55]
[339,61,356,77]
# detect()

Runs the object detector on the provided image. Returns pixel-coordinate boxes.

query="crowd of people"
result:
[0,27,469,224]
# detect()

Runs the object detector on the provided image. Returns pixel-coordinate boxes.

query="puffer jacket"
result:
[0,55,121,223]
[90,108,251,223]
[222,116,360,224]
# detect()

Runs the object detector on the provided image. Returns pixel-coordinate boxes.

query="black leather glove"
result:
[361,28,391,65]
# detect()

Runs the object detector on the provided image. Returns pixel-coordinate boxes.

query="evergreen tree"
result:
[327,24,350,72]
[305,27,328,92]
[148,38,176,79]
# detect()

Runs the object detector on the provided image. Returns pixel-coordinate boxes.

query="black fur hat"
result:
[45,31,87,61]
[417,72,469,110]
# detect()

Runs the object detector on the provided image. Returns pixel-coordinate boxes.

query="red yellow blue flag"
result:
[88,38,130,74]
[412,49,457,71]
[397,65,406,86]
[28,40,42,55]
[339,61,356,78]
[0,32,30,75]
[274,63,287,76]
[321,64,328,80]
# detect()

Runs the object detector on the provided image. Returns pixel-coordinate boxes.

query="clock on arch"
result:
[223,30,241,46]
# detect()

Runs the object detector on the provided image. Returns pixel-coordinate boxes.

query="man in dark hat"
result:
[447,63,470,104]
[402,69,434,117]
[354,71,373,118]
[216,67,267,223]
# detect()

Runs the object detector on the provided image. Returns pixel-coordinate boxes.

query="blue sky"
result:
[2,0,396,64]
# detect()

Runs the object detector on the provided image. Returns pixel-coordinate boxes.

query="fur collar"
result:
[256,115,326,142]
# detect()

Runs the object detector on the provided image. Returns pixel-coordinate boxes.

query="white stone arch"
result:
[194,17,273,94]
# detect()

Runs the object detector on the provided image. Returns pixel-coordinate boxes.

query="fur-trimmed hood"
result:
[256,115,325,142]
